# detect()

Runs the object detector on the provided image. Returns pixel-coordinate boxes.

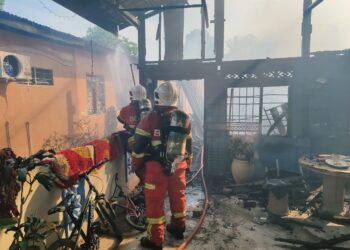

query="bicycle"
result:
[48,159,123,250]
[109,130,147,232]
[109,172,146,232]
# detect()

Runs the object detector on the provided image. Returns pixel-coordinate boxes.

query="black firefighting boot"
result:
[166,224,184,240]
[140,237,163,250]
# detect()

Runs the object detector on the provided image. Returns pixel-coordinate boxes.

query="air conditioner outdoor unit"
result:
[0,51,31,81]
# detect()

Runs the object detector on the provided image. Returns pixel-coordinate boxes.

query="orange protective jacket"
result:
[131,106,192,247]
[117,101,140,150]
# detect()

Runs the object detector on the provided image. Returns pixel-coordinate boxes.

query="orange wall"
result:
[0,29,117,156]
[0,28,134,249]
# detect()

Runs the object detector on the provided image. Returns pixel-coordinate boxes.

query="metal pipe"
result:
[201,6,206,59]
[130,64,136,86]
[158,12,162,62]
[304,0,325,15]
[25,122,32,155]
[5,121,11,147]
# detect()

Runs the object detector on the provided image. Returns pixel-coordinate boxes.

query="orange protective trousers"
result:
[143,160,187,246]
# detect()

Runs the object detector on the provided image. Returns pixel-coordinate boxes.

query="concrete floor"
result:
[99,186,350,250]
[100,184,204,250]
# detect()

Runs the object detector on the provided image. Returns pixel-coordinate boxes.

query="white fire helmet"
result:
[129,85,146,101]
[154,81,179,107]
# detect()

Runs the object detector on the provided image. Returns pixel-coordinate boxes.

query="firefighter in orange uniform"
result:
[132,81,192,249]
[117,85,148,150]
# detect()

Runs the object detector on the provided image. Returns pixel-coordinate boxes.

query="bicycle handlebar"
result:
[83,158,110,177]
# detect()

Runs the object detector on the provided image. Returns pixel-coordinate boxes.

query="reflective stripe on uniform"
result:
[151,140,162,147]
[129,125,136,129]
[147,216,165,224]
[173,211,186,219]
[147,224,152,239]
[132,152,144,158]
[144,182,156,190]
[135,128,151,137]
[128,136,135,142]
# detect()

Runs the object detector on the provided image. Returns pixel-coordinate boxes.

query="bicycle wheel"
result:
[48,239,77,250]
[98,202,123,245]
[125,211,147,231]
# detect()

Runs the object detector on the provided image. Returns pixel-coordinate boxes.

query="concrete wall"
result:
[0,29,118,155]
[0,29,129,248]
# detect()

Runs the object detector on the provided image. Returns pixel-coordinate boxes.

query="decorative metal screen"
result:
[227,86,289,136]
[227,87,260,135]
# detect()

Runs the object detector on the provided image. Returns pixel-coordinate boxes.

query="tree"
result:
[84,26,138,57]
[0,0,5,10]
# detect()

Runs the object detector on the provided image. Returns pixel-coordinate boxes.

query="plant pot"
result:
[231,159,255,184]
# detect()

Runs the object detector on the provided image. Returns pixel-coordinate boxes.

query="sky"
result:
[4,0,350,61]
[3,0,138,41]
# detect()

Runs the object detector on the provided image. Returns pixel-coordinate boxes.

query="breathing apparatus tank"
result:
[165,110,190,175]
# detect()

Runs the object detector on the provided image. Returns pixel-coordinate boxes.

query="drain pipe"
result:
[177,147,209,250]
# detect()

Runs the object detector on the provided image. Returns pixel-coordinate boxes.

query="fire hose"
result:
[177,147,209,250]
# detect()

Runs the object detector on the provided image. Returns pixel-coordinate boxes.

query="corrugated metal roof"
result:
[52,0,189,33]
[0,10,83,47]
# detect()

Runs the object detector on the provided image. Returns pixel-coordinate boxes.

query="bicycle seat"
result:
[48,193,74,215]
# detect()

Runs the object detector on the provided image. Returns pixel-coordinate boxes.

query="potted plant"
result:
[229,136,255,184]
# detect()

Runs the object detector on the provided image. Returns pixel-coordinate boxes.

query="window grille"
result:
[227,86,289,136]
[31,68,54,85]
[87,75,105,115]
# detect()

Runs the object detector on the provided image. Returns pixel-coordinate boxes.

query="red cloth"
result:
[52,136,121,189]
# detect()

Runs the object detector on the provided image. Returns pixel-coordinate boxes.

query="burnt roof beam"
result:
[119,4,203,12]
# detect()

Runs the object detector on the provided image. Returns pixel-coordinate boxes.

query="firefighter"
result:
[117,85,149,150]
[132,81,192,249]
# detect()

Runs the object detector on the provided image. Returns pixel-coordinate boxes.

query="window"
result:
[87,75,105,115]
[227,86,289,136]
[31,68,54,85]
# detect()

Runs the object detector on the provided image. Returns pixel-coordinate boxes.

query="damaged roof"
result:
[0,10,83,47]
[0,11,110,52]
[52,0,188,33]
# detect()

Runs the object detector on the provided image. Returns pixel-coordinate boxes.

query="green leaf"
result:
[6,226,20,234]
[9,242,20,250]
[19,240,28,250]
[0,218,18,229]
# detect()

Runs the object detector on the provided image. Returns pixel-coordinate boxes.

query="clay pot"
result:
[231,159,255,184]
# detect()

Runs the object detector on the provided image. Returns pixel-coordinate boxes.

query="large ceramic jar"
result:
[231,159,254,184]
